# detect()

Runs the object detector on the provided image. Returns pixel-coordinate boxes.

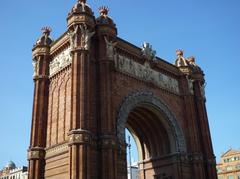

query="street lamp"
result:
[128,135,132,179]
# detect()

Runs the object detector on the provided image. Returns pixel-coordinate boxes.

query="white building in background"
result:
[128,162,139,179]
[0,161,28,179]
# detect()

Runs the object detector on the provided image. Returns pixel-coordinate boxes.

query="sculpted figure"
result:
[141,42,156,61]
[68,25,78,48]
[32,60,39,76]
[80,24,95,50]
[104,36,117,58]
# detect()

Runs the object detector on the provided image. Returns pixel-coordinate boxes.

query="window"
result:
[227,175,234,179]
[217,168,222,173]
[226,166,233,171]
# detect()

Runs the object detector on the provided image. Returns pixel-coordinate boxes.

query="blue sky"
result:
[0,0,239,168]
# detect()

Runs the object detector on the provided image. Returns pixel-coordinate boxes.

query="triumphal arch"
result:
[28,0,217,178]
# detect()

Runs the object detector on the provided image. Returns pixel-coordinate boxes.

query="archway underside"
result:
[126,106,171,160]
[125,105,179,179]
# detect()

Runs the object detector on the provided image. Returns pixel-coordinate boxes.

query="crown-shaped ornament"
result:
[99,6,109,17]
[41,27,52,35]
[176,49,184,57]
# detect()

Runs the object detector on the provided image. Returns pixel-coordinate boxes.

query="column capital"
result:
[28,147,45,160]
[68,129,93,146]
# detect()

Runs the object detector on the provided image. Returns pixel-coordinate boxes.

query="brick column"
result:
[96,33,118,179]
[28,35,51,179]
[179,74,207,179]
[193,80,217,179]
[69,48,91,179]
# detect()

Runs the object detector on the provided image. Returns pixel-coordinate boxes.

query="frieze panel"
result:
[49,47,72,77]
[114,54,179,94]
[45,143,68,158]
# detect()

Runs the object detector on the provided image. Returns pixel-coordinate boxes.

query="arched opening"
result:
[117,92,187,179]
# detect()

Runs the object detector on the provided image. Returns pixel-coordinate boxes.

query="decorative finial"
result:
[187,56,201,71]
[176,49,184,57]
[34,27,53,46]
[41,27,52,36]
[78,0,86,3]
[175,49,188,67]
[99,6,109,17]
[187,56,195,63]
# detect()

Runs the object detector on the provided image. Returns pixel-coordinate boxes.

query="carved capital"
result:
[68,129,93,146]
[28,147,45,160]
[32,46,50,59]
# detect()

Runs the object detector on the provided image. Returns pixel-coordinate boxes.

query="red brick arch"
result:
[116,91,187,154]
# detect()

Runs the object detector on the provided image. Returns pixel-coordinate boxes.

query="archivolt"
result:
[116,91,187,153]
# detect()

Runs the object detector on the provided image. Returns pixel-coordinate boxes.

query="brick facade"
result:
[28,0,217,178]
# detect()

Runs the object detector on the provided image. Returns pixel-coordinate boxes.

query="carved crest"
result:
[141,42,157,61]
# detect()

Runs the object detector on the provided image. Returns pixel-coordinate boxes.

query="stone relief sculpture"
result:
[49,48,72,76]
[175,49,188,67]
[187,78,194,94]
[104,36,117,58]
[80,24,95,50]
[114,54,179,94]
[32,60,39,77]
[200,83,206,100]
[68,25,78,49]
[141,42,157,61]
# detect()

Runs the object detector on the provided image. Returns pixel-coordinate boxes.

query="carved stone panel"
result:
[114,54,180,94]
[49,47,72,77]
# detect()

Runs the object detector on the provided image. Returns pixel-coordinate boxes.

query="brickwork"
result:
[47,67,71,147]
[28,0,217,178]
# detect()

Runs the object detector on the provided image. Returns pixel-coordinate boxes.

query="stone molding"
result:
[116,91,187,153]
[45,143,68,159]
